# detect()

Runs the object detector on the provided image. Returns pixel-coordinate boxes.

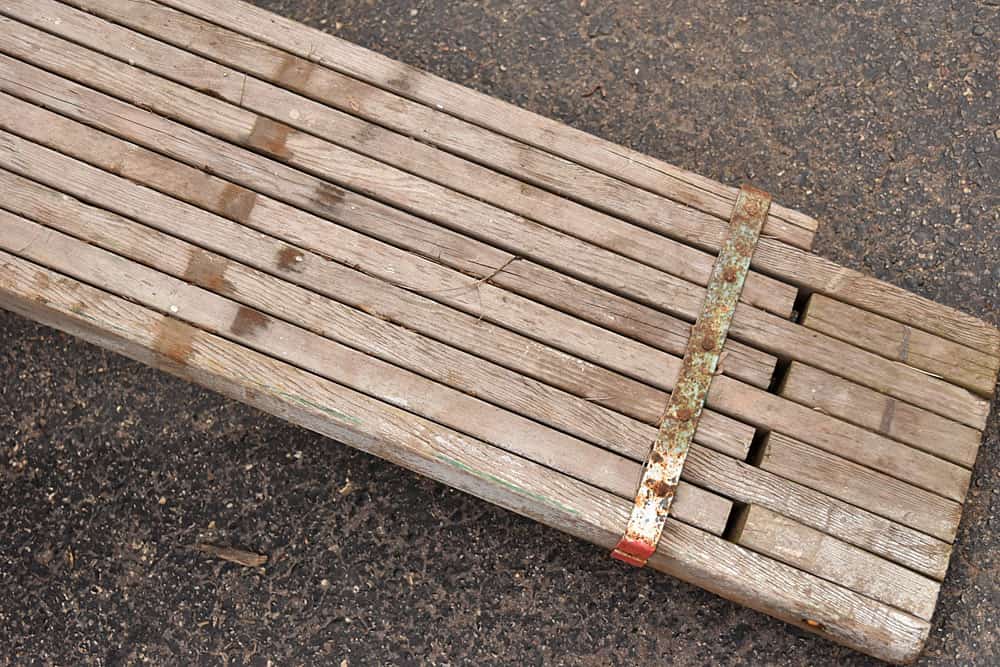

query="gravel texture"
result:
[1,0,998,665]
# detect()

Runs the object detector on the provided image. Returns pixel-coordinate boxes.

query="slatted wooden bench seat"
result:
[1,1,997,662]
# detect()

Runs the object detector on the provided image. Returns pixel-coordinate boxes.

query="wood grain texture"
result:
[733,505,940,621]
[780,361,981,469]
[0,253,935,665]
[153,0,820,251]
[0,111,972,502]
[0,13,991,433]
[0,151,952,580]
[801,294,999,398]
[0,209,732,535]
[153,0,1000,359]
[0,107,756,460]
[681,445,951,581]
[0,107,947,576]
[759,433,963,543]
[56,0,797,318]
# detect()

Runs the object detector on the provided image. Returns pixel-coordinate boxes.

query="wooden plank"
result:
[52,0,796,320]
[1,13,991,434]
[759,433,962,543]
[0,166,748,517]
[155,0,1000,358]
[0,105,756,460]
[732,505,940,621]
[0,159,953,583]
[780,362,982,469]
[153,0,820,251]
[801,294,999,398]
[0,4,785,381]
[0,209,731,535]
[0,253,936,665]
[682,448,951,580]
[0,93,974,504]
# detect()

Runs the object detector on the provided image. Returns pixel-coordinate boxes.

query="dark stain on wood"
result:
[216,183,258,223]
[33,272,50,291]
[898,326,912,362]
[275,246,306,273]
[183,248,235,296]
[230,306,270,337]
[245,116,294,161]
[352,122,378,146]
[386,63,416,93]
[154,317,196,366]
[314,182,347,214]
[879,397,897,435]
[274,55,315,90]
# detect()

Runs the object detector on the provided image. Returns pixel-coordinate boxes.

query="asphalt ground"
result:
[1,1,998,664]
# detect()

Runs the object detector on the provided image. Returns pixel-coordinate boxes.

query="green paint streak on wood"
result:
[264,386,363,426]
[435,454,579,516]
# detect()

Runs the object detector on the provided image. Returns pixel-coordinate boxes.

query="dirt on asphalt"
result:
[1,1,998,665]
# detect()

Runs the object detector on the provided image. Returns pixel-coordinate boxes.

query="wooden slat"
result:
[732,505,940,621]
[0,210,736,535]
[0,96,974,503]
[0,82,969,500]
[0,153,953,583]
[0,4,783,386]
[155,0,819,250]
[759,434,962,543]
[154,0,1000,359]
[55,0,795,320]
[1,10,991,433]
[0,254,936,665]
[682,448,951,580]
[801,294,999,398]
[0,105,755,460]
[780,362,981,469]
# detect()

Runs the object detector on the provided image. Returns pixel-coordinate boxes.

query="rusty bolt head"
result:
[674,407,693,421]
[723,265,739,282]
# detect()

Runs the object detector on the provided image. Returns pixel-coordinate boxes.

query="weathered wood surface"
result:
[1,4,998,663]
[0,10,992,434]
[0,103,756,460]
[0,132,954,582]
[53,0,796,319]
[801,294,998,398]
[0,253,935,665]
[0,207,738,537]
[733,505,940,621]
[780,362,981,469]
[758,433,962,543]
[0,98,974,504]
[153,0,1000,358]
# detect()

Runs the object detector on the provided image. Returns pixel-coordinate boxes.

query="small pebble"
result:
[169,304,179,313]
[972,25,986,36]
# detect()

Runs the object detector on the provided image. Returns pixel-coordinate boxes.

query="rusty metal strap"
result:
[611,185,771,567]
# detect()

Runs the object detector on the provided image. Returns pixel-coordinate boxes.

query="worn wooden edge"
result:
[800,293,999,399]
[51,0,800,320]
[0,208,736,535]
[150,0,819,250]
[0,253,935,664]
[780,361,982,469]
[153,0,1000,359]
[0,12,985,430]
[760,433,963,543]
[732,505,941,621]
[0,116,971,503]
